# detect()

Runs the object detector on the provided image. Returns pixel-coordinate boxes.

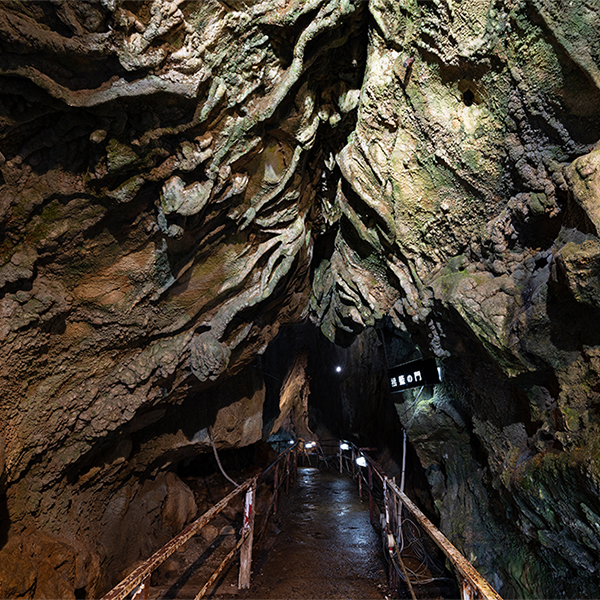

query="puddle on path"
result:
[230,467,391,599]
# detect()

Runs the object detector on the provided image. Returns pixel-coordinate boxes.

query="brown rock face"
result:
[1,0,600,598]
[0,528,101,600]
[0,0,366,595]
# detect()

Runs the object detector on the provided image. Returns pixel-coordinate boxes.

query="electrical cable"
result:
[398,385,425,418]
[208,426,239,487]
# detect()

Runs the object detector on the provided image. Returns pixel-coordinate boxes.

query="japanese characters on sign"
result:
[388,358,441,392]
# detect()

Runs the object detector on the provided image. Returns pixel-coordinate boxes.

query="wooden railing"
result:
[102,438,501,600]
[101,442,299,600]
[338,441,502,600]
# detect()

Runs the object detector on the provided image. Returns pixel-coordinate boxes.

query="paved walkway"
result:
[237,467,390,599]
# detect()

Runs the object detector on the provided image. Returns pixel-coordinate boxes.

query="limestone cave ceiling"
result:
[2,0,600,597]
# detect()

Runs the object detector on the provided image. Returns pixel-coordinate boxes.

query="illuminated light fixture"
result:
[356,456,367,468]
[335,366,342,373]
[289,440,295,445]
[339,442,350,451]
[305,441,316,449]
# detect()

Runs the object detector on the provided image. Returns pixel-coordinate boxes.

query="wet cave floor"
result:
[231,467,391,599]
[147,467,394,599]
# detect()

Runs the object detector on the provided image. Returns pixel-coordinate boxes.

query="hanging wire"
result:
[208,426,239,487]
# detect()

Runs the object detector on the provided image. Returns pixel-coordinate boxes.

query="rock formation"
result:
[1,0,600,597]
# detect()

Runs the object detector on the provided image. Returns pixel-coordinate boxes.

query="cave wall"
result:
[314,0,600,597]
[1,0,600,598]
[0,1,366,595]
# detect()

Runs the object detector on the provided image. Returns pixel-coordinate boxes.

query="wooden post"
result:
[293,447,298,483]
[285,452,290,495]
[131,579,148,600]
[384,479,390,529]
[358,468,362,499]
[273,463,279,516]
[368,464,374,525]
[238,483,256,589]
[461,578,476,600]
[339,447,342,474]
[392,495,397,539]
[384,479,394,587]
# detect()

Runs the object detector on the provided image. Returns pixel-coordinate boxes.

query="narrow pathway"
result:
[236,467,390,599]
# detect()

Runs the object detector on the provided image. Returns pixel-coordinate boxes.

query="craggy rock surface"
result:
[319,1,600,598]
[0,0,365,596]
[1,0,600,597]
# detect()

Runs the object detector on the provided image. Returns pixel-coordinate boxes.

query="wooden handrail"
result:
[354,447,502,600]
[102,442,299,600]
[102,479,252,600]
[386,477,502,600]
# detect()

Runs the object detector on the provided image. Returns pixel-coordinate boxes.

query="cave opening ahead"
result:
[256,321,437,515]
[173,320,420,481]
[259,321,400,448]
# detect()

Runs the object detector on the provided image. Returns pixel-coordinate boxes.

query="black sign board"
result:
[388,358,441,393]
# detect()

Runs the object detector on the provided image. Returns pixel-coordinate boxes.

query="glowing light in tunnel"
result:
[335,366,342,373]
[305,441,316,449]
[289,440,295,445]
[356,456,367,467]
[339,442,350,451]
